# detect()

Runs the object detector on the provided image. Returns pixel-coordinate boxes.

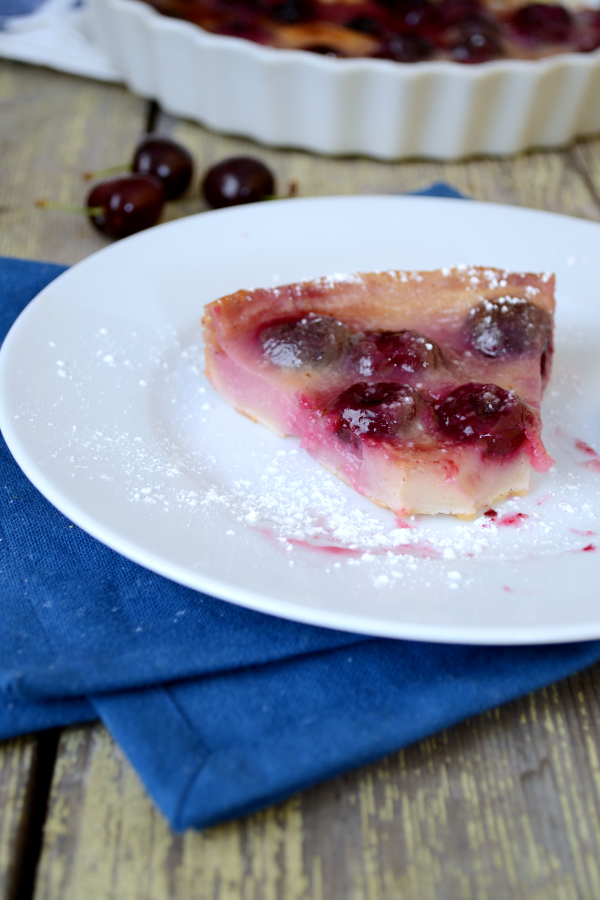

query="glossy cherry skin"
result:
[132,136,193,200]
[202,157,276,208]
[376,330,441,374]
[434,383,530,456]
[260,315,351,369]
[449,17,504,61]
[347,14,383,35]
[267,0,313,24]
[328,382,422,441]
[348,330,442,378]
[87,174,166,239]
[377,32,434,61]
[509,3,572,44]
[467,298,552,358]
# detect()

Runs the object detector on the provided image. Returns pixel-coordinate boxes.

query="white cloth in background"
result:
[0,0,121,80]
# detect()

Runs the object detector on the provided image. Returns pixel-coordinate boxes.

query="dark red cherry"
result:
[438,0,485,26]
[376,0,440,32]
[447,13,504,61]
[305,45,346,56]
[202,157,276,208]
[377,32,434,61]
[509,3,572,44]
[268,0,313,24]
[467,299,552,358]
[576,10,600,52]
[260,315,351,369]
[328,382,423,441]
[377,330,442,373]
[349,330,441,377]
[86,174,166,239]
[434,383,530,456]
[213,1,266,39]
[347,14,384,35]
[132,136,193,200]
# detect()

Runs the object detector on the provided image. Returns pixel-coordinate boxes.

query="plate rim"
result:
[3,194,600,646]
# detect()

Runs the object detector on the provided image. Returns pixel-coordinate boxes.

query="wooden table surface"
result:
[2,55,600,900]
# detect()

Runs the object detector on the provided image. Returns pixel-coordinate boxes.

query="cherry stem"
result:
[36,198,105,216]
[264,180,299,202]
[81,164,131,181]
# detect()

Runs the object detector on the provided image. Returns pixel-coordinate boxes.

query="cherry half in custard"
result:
[260,315,351,369]
[434,382,531,456]
[467,298,552,358]
[509,3,573,45]
[327,382,423,442]
[348,329,442,378]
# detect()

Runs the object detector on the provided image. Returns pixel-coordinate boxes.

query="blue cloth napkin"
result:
[0,0,48,18]
[2,184,600,831]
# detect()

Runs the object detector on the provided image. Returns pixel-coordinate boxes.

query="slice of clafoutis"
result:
[203,266,555,517]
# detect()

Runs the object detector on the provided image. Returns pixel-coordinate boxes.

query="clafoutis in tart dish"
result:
[203,266,555,517]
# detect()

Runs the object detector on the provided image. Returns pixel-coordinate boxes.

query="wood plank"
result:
[569,137,600,211]
[158,115,600,224]
[0,737,39,900]
[0,60,148,266]
[2,63,600,900]
[32,665,600,900]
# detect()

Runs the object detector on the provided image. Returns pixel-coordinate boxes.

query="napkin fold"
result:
[2,185,600,831]
[0,0,120,81]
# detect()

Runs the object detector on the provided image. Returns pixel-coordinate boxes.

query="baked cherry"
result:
[434,383,530,456]
[467,298,552,358]
[86,174,166,239]
[576,9,600,52]
[447,13,504,61]
[347,15,383,35]
[509,3,572,44]
[378,330,441,373]
[328,382,423,441]
[213,1,266,39]
[268,0,313,24]
[202,157,276,208]
[132,136,193,200]
[349,330,442,377]
[305,45,345,56]
[260,315,351,369]
[378,32,434,61]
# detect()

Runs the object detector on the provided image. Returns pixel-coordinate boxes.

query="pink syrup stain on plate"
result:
[285,536,442,560]
[496,512,529,527]
[574,439,600,472]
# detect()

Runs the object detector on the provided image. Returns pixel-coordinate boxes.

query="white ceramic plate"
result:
[2,196,600,644]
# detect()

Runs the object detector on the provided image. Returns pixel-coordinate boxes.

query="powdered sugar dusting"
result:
[16,306,600,598]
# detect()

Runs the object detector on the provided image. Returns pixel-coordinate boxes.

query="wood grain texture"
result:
[3,60,600,900]
[0,737,38,900]
[33,665,600,900]
[570,139,600,210]
[159,115,600,224]
[0,59,147,265]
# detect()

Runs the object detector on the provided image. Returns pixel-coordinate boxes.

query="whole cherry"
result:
[202,157,276,208]
[86,174,166,239]
[132,136,194,200]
